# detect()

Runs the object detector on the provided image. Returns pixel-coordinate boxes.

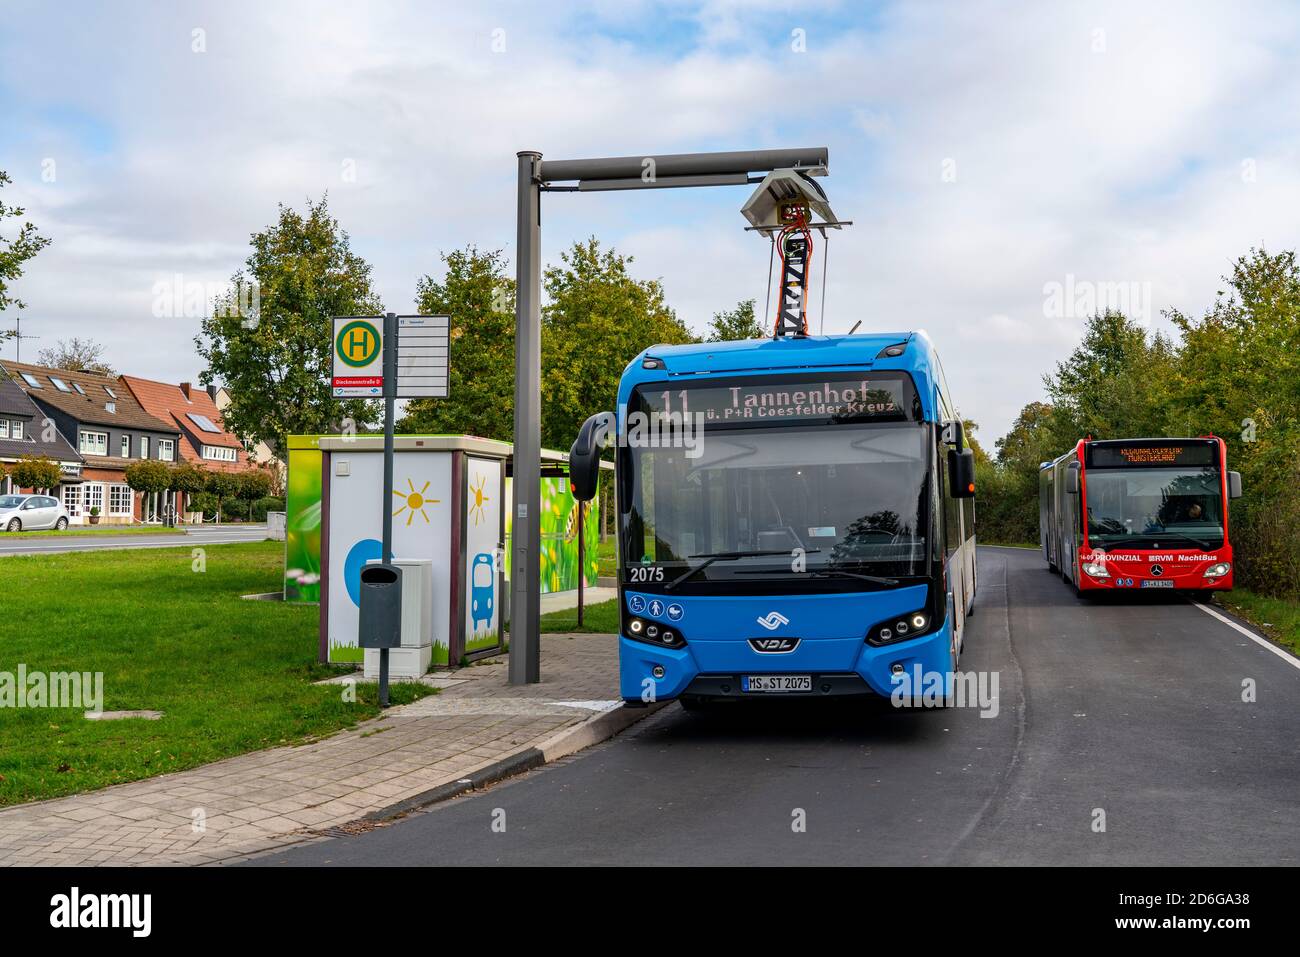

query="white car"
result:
[0,493,71,531]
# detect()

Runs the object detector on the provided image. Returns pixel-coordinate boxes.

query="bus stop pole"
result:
[510,152,543,684]
[577,500,584,629]
[379,310,397,706]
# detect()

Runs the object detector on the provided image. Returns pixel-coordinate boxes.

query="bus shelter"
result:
[282,434,602,667]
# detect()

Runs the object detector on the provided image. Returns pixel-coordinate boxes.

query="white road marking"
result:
[0,534,267,556]
[1191,601,1300,672]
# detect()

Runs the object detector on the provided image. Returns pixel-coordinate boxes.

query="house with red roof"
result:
[2,360,183,524]
[118,377,256,475]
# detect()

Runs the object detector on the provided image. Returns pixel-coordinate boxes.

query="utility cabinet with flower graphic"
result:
[285,434,598,667]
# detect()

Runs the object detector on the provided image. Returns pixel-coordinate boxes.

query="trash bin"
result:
[358,564,403,649]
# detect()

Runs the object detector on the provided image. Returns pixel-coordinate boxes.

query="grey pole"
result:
[379,310,397,706]
[510,152,542,685]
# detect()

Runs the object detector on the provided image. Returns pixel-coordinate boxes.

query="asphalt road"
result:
[0,524,271,556]
[249,545,1300,866]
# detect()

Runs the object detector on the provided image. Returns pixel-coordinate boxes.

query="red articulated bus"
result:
[1039,437,1243,595]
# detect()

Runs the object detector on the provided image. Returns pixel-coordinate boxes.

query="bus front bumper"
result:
[619,624,955,703]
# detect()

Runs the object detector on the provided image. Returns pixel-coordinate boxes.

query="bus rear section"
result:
[1040,437,1243,594]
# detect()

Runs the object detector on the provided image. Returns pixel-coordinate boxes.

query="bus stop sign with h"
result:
[333,312,450,706]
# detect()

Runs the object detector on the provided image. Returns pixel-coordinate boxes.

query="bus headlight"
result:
[1082,561,1109,578]
[625,616,686,648]
[1203,562,1231,578]
[867,610,930,646]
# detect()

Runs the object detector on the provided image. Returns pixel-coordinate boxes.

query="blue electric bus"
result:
[568,331,976,708]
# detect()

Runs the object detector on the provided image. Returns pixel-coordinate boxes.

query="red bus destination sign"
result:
[1087,442,1218,468]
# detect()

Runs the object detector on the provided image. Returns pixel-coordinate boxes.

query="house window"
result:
[72,383,86,396]
[109,484,133,515]
[159,439,175,461]
[10,420,20,440]
[85,483,104,514]
[20,373,41,389]
[140,436,149,459]
[121,435,131,458]
[104,386,117,399]
[202,445,238,462]
[79,431,108,456]
[63,484,82,518]
[0,420,7,439]
[50,377,72,392]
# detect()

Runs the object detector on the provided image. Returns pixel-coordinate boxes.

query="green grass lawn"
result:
[1216,589,1300,657]
[597,538,616,577]
[0,541,433,807]
[2,525,187,539]
[539,597,620,634]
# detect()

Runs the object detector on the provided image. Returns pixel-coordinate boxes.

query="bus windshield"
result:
[1085,466,1224,549]
[623,422,930,591]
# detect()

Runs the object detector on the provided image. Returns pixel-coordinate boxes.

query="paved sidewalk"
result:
[0,632,631,866]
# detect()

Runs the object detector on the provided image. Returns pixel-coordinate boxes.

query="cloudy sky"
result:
[2,0,1298,445]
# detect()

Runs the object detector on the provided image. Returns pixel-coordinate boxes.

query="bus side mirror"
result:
[1065,463,1080,495]
[1228,471,1243,499]
[948,448,975,498]
[568,411,614,502]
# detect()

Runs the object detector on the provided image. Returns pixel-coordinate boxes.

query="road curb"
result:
[359,701,667,824]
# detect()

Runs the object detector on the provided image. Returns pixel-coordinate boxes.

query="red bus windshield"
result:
[1083,440,1224,551]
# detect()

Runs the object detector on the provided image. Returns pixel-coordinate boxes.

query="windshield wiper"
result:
[810,569,900,586]
[1148,532,1215,551]
[663,549,820,591]
[1095,533,1215,551]
[749,567,901,586]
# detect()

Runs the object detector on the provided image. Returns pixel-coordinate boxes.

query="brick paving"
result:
[0,632,621,866]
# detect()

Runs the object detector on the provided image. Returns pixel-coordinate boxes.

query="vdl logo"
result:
[336,319,380,367]
[756,612,790,631]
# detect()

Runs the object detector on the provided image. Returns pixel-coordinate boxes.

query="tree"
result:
[195,195,383,458]
[9,454,60,492]
[961,418,991,465]
[37,337,114,375]
[125,460,173,520]
[237,468,274,503]
[397,247,515,440]
[540,238,695,450]
[169,462,208,519]
[1043,310,1176,441]
[707,298,764,341]
[0,170,51,328]
[169,462,208,495]
[124,460,172,496]
[205,471,241,523]
[1168,248,1300,594]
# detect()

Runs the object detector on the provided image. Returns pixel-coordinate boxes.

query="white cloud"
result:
[1,0,1298,440]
